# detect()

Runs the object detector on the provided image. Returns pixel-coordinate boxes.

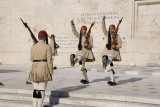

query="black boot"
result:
[26,81,32,84]
[80,79,89,84]
[107,81,117,86]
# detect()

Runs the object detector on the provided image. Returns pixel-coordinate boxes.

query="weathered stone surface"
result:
[0,0,160,66]
[0,64,160,106]
[147,59,160,67]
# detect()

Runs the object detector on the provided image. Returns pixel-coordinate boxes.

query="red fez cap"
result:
[109,24,115,29]
[38,30,47,36]
[81,26,87,29]
[51,34,55,37]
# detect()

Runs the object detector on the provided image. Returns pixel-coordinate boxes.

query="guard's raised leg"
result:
[105,56,117,86]
[80,58,89,84]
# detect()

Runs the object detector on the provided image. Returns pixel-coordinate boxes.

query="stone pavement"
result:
[0,64,160,107]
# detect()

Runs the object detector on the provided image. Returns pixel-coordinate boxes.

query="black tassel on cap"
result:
[46,36,48,44]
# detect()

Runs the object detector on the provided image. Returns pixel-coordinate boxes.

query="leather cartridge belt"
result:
[33,60,47,62]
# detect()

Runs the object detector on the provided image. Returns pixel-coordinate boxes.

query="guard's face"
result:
[81,28,87,34]
[109,27,115,34]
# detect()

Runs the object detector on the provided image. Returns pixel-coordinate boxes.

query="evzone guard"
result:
[21,18,53,107]
[50,34,59,69]
[70,20,95,84]
[28,30,53,107]
[101,16,123,86]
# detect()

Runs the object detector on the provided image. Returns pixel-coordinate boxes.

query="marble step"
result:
[44,104,90,107]
[0,99,89,107]
[89,68,160,75]
[0,92,50,103]
[0,89,160,105]
[0,92,159,107]
[0,99,33,107]
[56,97,160,107]
[67,92,160,105]
[0,88,160,105]
[147,59,160,68]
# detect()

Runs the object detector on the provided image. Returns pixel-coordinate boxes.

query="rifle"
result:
[55,42,59,49]
[84,21,95,45]
[20,18,38,44]
[78,32,82,50]
[49,35,59,49]
[112,17,123,46]
[53,38,59,49]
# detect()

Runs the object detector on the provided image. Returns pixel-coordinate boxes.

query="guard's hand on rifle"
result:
[111,45,116,49]
[71,20,74,25]
[20,18,28,28]
[102,16,106,21]
[24,22,28,28]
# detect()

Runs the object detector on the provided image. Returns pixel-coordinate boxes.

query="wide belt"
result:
[33,60,47,62]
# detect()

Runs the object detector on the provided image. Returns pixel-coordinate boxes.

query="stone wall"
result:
[0,0,160,66]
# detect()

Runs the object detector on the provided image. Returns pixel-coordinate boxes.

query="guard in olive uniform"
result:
[70,20,95,84]
[101,16,122,86]
[50,34,59,69]
[28,30,53,107]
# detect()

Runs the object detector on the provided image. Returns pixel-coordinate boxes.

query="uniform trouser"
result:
[74,54,89,81]
[52,56,56,67]
[33,81,48,107]
[103,54,115,82]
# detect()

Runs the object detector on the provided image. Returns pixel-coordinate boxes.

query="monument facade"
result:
[0,0,160,66]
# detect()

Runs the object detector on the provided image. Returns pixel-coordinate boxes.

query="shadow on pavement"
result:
[0,70,22,73]
[44,85,89,107]
[90,76,119,83]
[118,77,143,85]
